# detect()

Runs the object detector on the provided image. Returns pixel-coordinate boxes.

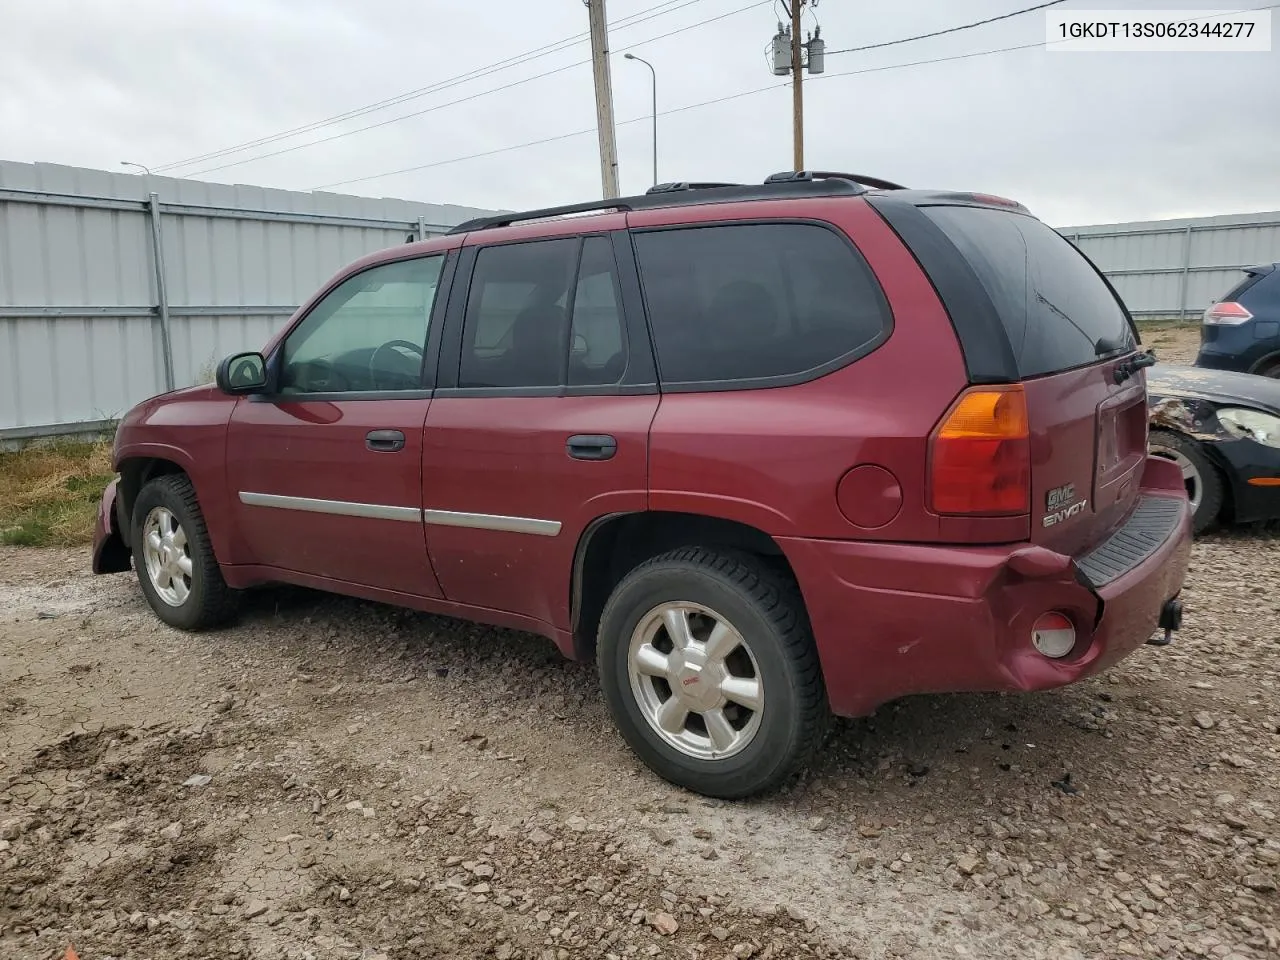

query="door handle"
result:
[366,429,406,452]
[566,434,617,461]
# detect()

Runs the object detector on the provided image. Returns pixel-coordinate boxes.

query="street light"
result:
[623,53,657,187]
[120,161,153,175]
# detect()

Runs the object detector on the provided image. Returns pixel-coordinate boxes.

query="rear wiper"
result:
[1114,349,1157,384]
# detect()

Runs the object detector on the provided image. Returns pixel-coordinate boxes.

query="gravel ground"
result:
[2,512,1277,960]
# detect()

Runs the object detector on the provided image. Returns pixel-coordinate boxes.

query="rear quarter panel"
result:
[639,198,971,540]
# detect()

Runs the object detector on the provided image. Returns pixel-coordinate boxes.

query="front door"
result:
[225,253,448,598]
[423,230,658,628]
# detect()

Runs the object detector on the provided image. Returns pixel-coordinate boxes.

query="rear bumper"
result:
[91,478,131,574]
[779,456,1193,717]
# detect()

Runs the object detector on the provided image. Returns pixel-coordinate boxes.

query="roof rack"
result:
[447,173,900,235]
[645,181,742,195]
[447,198,634,235]
[764,170,908,191]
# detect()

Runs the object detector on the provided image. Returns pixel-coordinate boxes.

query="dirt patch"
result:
[1,538,1277,959]
[1140,320,1202,364]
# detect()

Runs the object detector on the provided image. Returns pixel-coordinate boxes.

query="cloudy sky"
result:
[2,0,1278,226]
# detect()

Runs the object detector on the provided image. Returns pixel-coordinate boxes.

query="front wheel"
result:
[132,474,239,630]
[597,547,828,799]
[1148,429,1224,535]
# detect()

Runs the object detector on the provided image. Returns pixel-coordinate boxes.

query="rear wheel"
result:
[1148,429,1224,534]
[597,547,827,799]
[132,474,239,630]
[1255,358,1280,379]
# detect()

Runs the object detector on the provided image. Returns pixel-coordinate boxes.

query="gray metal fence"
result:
[0,160,494,442]
[1059,210,1280,320]
[6,159,1280,442]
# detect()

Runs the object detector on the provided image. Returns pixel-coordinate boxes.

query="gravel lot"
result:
[3,325,1276,960]
[2,527,1277,960]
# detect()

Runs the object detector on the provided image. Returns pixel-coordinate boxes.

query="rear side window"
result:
[458,238,578,388]
[632,223,891,385]
[1220,270,1268,305]
[921,206,1135,377]
[569,237,628,386]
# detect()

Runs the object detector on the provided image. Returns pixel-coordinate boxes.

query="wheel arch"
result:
[1248,348,1280,377]
[1148,426,1234,527]
[117,454,192,532]
[569,510,797,662]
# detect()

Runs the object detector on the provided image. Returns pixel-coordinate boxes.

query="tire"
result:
[597,546,828,799]
[1255,359,1280,379]
[1148,429,1225,535]
[131,474,239,630]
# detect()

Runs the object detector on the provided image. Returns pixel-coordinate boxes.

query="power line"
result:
[312,81,788,191]
[825,0,1069,56]
[818,0,1279,74]
[311,1,1280,192]
[180,0,772,178]
[185,59,592,178]
[154,0,720,174]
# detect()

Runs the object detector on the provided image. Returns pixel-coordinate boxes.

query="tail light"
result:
[930,385,1030,515]
[1203,301,1253,325]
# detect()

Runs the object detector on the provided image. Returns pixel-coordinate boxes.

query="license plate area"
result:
[1095,383,1147,509]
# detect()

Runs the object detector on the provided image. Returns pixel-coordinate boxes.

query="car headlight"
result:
[1217,407,1280,448]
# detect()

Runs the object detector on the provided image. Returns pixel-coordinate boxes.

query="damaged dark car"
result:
[1147,365,1280,533]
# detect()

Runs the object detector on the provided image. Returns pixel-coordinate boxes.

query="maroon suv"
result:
[93,172,1192,798]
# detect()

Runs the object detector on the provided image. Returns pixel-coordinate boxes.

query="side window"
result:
[459,238,578,389]
[632,223,891,385]
[280,255,443,394]
[569,237,627,386]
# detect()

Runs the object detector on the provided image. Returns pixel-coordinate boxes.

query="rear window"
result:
[1220,269,1269,305]
[922,205,1135,378]
[632,223,890,386]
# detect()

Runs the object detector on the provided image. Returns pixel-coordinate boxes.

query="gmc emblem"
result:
[1046,483,1076,511]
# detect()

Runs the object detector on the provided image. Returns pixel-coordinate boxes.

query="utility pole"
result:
[789,0,804,171]
[585,0,620,199]
[769,4,823,171]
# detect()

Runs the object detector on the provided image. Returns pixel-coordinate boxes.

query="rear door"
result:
[422,225,659,629]
[888,200,1147,554]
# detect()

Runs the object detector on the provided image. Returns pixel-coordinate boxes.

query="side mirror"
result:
[216,352,267,395]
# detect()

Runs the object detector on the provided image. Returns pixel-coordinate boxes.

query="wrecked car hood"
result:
[1147,364,1280,417]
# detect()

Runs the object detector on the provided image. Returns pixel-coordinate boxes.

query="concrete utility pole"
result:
[789,0,804,170]
[586,0,621,199]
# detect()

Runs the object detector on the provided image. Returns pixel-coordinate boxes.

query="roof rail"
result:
[447,198,634,235]
[447,175,878,236]
[645,181,742,195]
[764,170,908,191]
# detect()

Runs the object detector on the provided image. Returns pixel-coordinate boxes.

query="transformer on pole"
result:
[767,3,826,169]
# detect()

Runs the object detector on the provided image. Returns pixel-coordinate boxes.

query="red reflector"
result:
[1203,301,1253,325]
[930,386,1031,516]
[1031,612,1077,659]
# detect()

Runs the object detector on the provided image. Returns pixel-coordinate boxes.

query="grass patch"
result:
[0,440,115,547]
